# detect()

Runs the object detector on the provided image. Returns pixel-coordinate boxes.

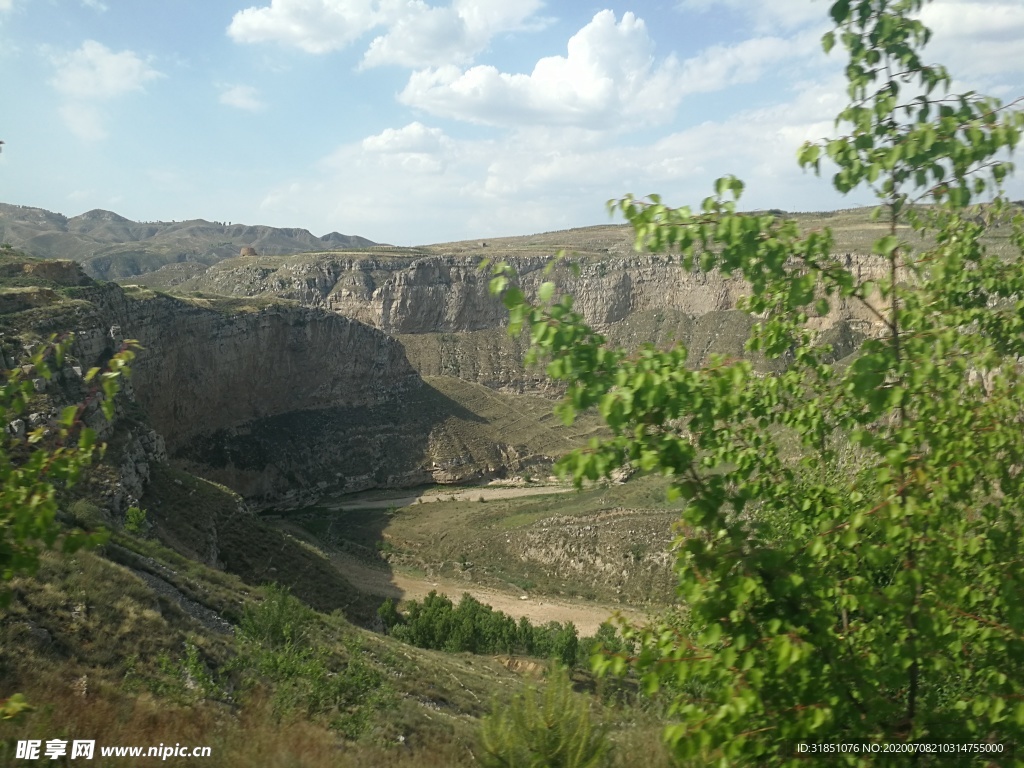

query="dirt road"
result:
[325,484,574,511]
[332,555,641,636]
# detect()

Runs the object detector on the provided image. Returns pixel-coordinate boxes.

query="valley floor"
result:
[270,476,680,633]
[290,524,644,635]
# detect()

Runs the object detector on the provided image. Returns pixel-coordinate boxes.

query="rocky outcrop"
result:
[62,287,424,503]
[177,249,893,343]
[114,428,167,513]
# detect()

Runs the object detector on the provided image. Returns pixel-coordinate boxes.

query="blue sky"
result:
[0,0,1022,245]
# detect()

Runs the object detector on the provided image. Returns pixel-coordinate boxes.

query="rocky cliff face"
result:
[75,291,417,446]
[172,248,886,394]
[0,220,892,508]
[173,247,893,339]
[59,285,425,503]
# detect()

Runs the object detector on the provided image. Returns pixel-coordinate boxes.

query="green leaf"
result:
[537,281,555,304]
[502,286,525,310]
[60,406,78,429]
[830,0,850,24]
[874,235,899,256]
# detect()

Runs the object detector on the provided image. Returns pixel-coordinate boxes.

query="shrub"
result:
[478,665,610,768]
[123,506,147,535]
[238,583,316,648]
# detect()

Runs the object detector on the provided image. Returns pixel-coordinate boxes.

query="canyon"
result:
[0,209,908,513]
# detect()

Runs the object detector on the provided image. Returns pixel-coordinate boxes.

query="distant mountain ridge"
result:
[0,202,377,281]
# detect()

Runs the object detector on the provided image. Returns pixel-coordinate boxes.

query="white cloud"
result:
[361,0,543,68]
[353,121,453,173]
[0,0,12,11]
[362,121,448,153]
[398,11,820,130]
[219,83,267,111]
[82,0,109,11]
[398,10,686,129]
[228,0,386,54]
[49,40,162,140]
[51,40,162,99]
[228,0,544,66]
[676,32,819,96]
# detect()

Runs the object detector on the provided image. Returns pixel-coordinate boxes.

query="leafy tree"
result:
[552,622,580,669]
[491,0,1024,764]
[1,335,135,606]
[0,333,135,718]
[376,596,403,632]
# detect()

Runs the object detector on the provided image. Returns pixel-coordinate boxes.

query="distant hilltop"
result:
[0,202,377,281]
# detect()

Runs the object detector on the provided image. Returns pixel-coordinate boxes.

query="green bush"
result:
[123,505,147,535]
[478,665,610,768]
[376,597,402,632]
[238,583,316,648]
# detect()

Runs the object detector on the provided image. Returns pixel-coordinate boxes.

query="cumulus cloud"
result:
[228,0,386,54]
[50,40,162,140]
[349,121,453,173]
[676,31,819,96]
[51,40,162,100]
[397,11,819,130]
[219,83,267,111]
[361,0,543,68]
[227,0,542,64]
[398,11,686,129]
[362,121,448,153]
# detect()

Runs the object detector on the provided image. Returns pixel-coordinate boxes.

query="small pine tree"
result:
[478,665,609,768]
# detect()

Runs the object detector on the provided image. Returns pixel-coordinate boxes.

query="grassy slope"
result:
[0,527,677,767]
